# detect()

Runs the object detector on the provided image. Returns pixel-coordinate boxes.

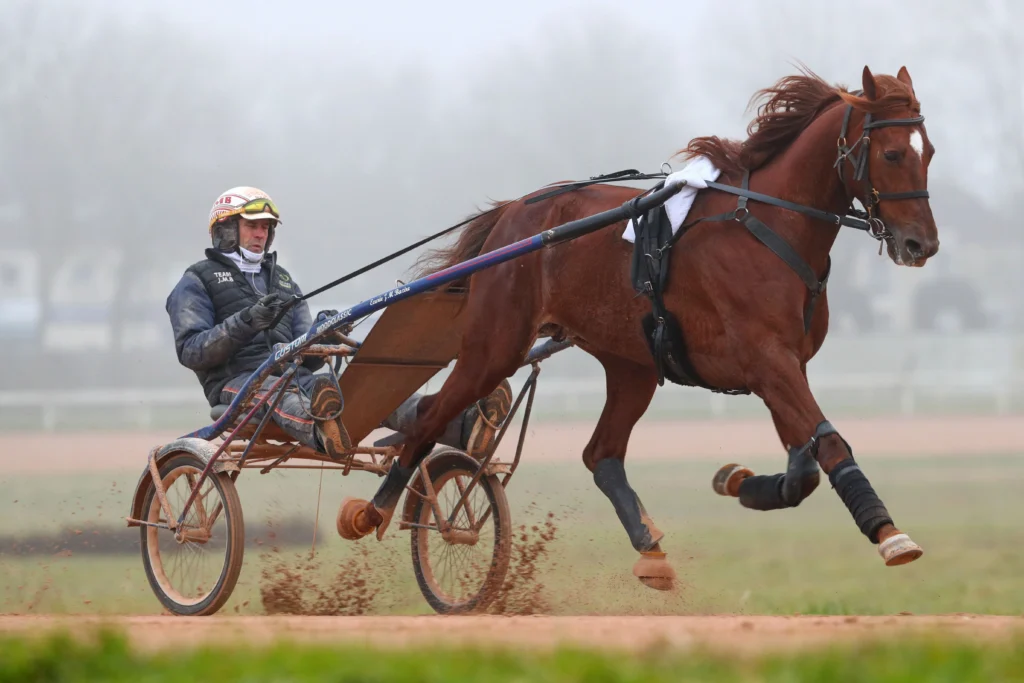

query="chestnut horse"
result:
[346,65,939,589]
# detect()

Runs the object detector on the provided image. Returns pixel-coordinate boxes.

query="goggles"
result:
[240,198,280,219]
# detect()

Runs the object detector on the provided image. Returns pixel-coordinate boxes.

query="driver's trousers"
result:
[219,372,469,451]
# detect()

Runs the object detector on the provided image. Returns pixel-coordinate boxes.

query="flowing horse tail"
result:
[412,200,514,281]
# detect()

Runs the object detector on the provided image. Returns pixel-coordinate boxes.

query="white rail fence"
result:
[0,372,1020,432]
[1,333,1021,430]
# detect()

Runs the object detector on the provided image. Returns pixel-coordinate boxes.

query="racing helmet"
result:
[208,186,282,252]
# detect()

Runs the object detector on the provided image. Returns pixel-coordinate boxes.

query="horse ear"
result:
[861,66,878,101]
[896,65,915,94]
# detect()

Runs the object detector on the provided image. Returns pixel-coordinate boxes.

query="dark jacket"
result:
[166,248,320,406]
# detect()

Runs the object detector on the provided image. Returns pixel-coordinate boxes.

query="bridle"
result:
[833,99,929,250]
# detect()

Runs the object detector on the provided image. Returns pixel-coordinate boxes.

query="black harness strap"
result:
[654,171,831,334]
[701,182,872,230]
[730,172,831,333]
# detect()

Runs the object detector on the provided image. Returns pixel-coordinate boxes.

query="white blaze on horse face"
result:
[909,130,925,159]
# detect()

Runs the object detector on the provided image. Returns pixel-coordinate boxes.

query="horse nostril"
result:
[904,238,923,258]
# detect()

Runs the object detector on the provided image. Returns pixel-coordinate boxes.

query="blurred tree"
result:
[0,1,248,257]
[258,10,693,295]
[947,0,1024,199]
[447,10,693,194]
[0,0,252,388]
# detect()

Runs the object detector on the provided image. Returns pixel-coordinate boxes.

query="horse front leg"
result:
[584,355,677,590]
[721,352,923,566]
[712,405,822,509]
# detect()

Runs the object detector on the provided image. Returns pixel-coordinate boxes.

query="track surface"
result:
[0,615,1021,652]
[6,414,1024,474]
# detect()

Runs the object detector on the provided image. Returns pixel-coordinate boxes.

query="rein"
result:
[268,169,681,327]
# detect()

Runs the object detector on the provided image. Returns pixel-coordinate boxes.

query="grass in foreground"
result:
[3,630,1024,683]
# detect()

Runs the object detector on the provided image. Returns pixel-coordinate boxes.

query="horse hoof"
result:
[878,533,923,566]
[633,551,677,591]
[712,463,753,497]
[336,498,374,540]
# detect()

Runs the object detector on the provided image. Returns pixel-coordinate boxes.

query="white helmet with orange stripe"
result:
[208,186,282,253]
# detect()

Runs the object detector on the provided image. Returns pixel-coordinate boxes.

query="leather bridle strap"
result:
[836,105,929,212]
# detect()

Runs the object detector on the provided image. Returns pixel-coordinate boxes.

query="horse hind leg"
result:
[339,307,536,542]
[585,355,676,591]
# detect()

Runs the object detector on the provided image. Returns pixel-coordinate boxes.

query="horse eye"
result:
[883,150,900,162]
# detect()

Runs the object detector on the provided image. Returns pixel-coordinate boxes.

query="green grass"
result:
[4,630,1024,682]
[2,454,1024,616]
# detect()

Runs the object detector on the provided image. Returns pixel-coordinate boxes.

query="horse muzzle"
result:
[886,224,939,267]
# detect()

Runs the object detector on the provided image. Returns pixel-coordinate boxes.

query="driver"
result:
[165,186,511,459]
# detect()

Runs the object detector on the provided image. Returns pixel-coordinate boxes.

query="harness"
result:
[631,102,928,389]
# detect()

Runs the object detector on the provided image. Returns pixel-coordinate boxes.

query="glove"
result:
[315,309,339,322]
[241,293,287,331]
[315,309,353,342]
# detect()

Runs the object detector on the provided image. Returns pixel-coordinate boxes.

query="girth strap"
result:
[629,196,748,394]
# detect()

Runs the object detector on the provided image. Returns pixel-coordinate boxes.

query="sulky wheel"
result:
[139,452,245,616]
[410,449,511,614]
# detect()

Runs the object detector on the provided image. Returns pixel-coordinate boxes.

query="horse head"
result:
[837,66,939,267]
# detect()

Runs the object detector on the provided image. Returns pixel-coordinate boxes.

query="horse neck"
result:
[754,103,855,271]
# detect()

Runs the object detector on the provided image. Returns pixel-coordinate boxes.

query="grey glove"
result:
[241,293,287,331]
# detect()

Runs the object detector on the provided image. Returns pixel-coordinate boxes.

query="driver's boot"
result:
[310,376,352,460]
[462,379,513,457]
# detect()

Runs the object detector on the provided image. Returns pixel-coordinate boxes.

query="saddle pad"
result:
[622,156,721,243]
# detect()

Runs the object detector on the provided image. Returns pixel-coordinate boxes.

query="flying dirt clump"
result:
[488,509,559,615]
[259,545,379,616]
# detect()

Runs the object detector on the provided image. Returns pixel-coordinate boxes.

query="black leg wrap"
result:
[371,460,416,510]
[593,459,657,552]
[739,443,821,510]
[828,458,893,544]
[738,473,787,510]
[781,444,821,504]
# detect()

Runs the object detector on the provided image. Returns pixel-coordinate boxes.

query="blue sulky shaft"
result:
[188,181,685,440]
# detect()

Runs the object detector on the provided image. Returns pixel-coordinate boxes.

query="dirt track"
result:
[5,414,1024,474]
[0,615,1021,653]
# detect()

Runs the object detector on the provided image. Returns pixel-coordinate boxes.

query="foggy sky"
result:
[1,0,1019,406]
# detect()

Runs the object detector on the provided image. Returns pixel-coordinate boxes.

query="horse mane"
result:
[411,200,513,279]
[680,66,920,175]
